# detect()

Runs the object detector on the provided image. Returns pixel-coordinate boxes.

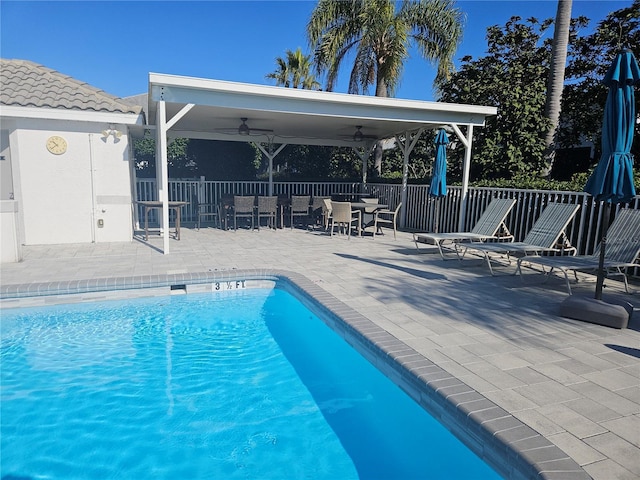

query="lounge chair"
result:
[516,208,640,294]
[413,198,516,259]
[457,202,580,275]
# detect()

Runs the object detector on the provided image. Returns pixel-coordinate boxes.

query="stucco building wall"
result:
[7,118,134,245]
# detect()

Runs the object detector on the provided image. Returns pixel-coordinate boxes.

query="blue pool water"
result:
[1,287,501,479]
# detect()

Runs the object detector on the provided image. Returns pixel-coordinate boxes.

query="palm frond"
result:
[401,0,464,83]
[307,0,463,94]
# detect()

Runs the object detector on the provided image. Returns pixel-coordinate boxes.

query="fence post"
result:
[198,176,205,204]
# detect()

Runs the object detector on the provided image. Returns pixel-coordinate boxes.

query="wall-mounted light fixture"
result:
[101,125,122,142]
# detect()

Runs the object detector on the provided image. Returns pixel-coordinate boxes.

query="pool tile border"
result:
[0,269,590,480]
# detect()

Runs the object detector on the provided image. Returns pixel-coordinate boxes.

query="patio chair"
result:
[311,197,330,228]
[330,201,361,239]
[515,208,640,294]
[457,202,580,275]
[196,202,221,230]
[322,198,333,230]
[290,195,311,229]
[372,202,402,239]
[233,195,255,230]
[256,196,278,230]
[359,197,380,233]
[193,190,221,230]
[413,198,516,260]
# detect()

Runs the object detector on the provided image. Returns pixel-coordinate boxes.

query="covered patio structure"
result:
[145,74,497,253]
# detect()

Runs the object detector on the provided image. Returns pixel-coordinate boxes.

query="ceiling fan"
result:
[341,126,378,142]
[215,118,274,136]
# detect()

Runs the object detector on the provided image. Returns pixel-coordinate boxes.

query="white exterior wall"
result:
[90,128,135,243]
[0,200,21,262]
[7,118,134,246]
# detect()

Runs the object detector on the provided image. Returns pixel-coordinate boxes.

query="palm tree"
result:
[542,0,573,178]
[266,56,291,88]
[266,48,321,90]
[307,0,464,172]
[307,0,463,95]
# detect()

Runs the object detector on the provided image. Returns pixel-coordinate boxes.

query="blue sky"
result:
[0,1,629,102]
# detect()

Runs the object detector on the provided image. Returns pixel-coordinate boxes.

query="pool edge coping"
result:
[0,269,591,480]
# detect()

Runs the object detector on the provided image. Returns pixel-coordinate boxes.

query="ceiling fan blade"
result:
[247,128,274,133]
[214,118,273,136]
[337,126,378,142]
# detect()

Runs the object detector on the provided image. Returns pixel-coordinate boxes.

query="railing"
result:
[362,183,639,257]
[135,178,640,257]
[135,178,362,228]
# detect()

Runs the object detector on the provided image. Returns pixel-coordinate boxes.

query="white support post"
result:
[152,102,196,254]
[351,143,375,185]
[397,129,423,228]
[451,124,474,231]
[256,141,287,196]
[156,100,170,254]
[363,152,367,185]
[130,138,141,231]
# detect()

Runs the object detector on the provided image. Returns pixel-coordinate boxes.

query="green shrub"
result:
[368,170,640,194]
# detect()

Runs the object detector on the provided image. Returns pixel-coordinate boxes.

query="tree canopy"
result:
[134,132,262,180]
[135,1,639,190]
[438,16,556,180]
[437,1,639,186]
[307,0,464,95]
[134,134,192,178]
[265,48,320,89]
[559,1,640,160]
[307,0,464,174]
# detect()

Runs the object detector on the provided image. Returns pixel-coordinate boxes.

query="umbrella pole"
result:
[595,202,611,300]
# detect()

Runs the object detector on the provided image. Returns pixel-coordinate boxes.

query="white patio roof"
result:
[147,73,496,147]
[146,72,498,254]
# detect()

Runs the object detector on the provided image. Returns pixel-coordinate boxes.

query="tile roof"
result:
[0,59,142,115]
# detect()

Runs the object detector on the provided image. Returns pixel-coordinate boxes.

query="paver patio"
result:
[1,226,638,479]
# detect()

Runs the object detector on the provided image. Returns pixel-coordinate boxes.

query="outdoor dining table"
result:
[331,194,377,202]
[349,202,388,231]
[136,201,187,240]
[350,202,388,209]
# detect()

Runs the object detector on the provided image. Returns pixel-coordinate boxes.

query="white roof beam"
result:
[165,103,195,130]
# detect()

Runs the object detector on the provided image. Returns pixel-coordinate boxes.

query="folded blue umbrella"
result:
[429,128,449,198]
[584,50,640,299]
[584,50,640,203]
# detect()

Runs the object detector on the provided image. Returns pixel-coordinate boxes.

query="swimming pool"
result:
[2,285,502,479]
